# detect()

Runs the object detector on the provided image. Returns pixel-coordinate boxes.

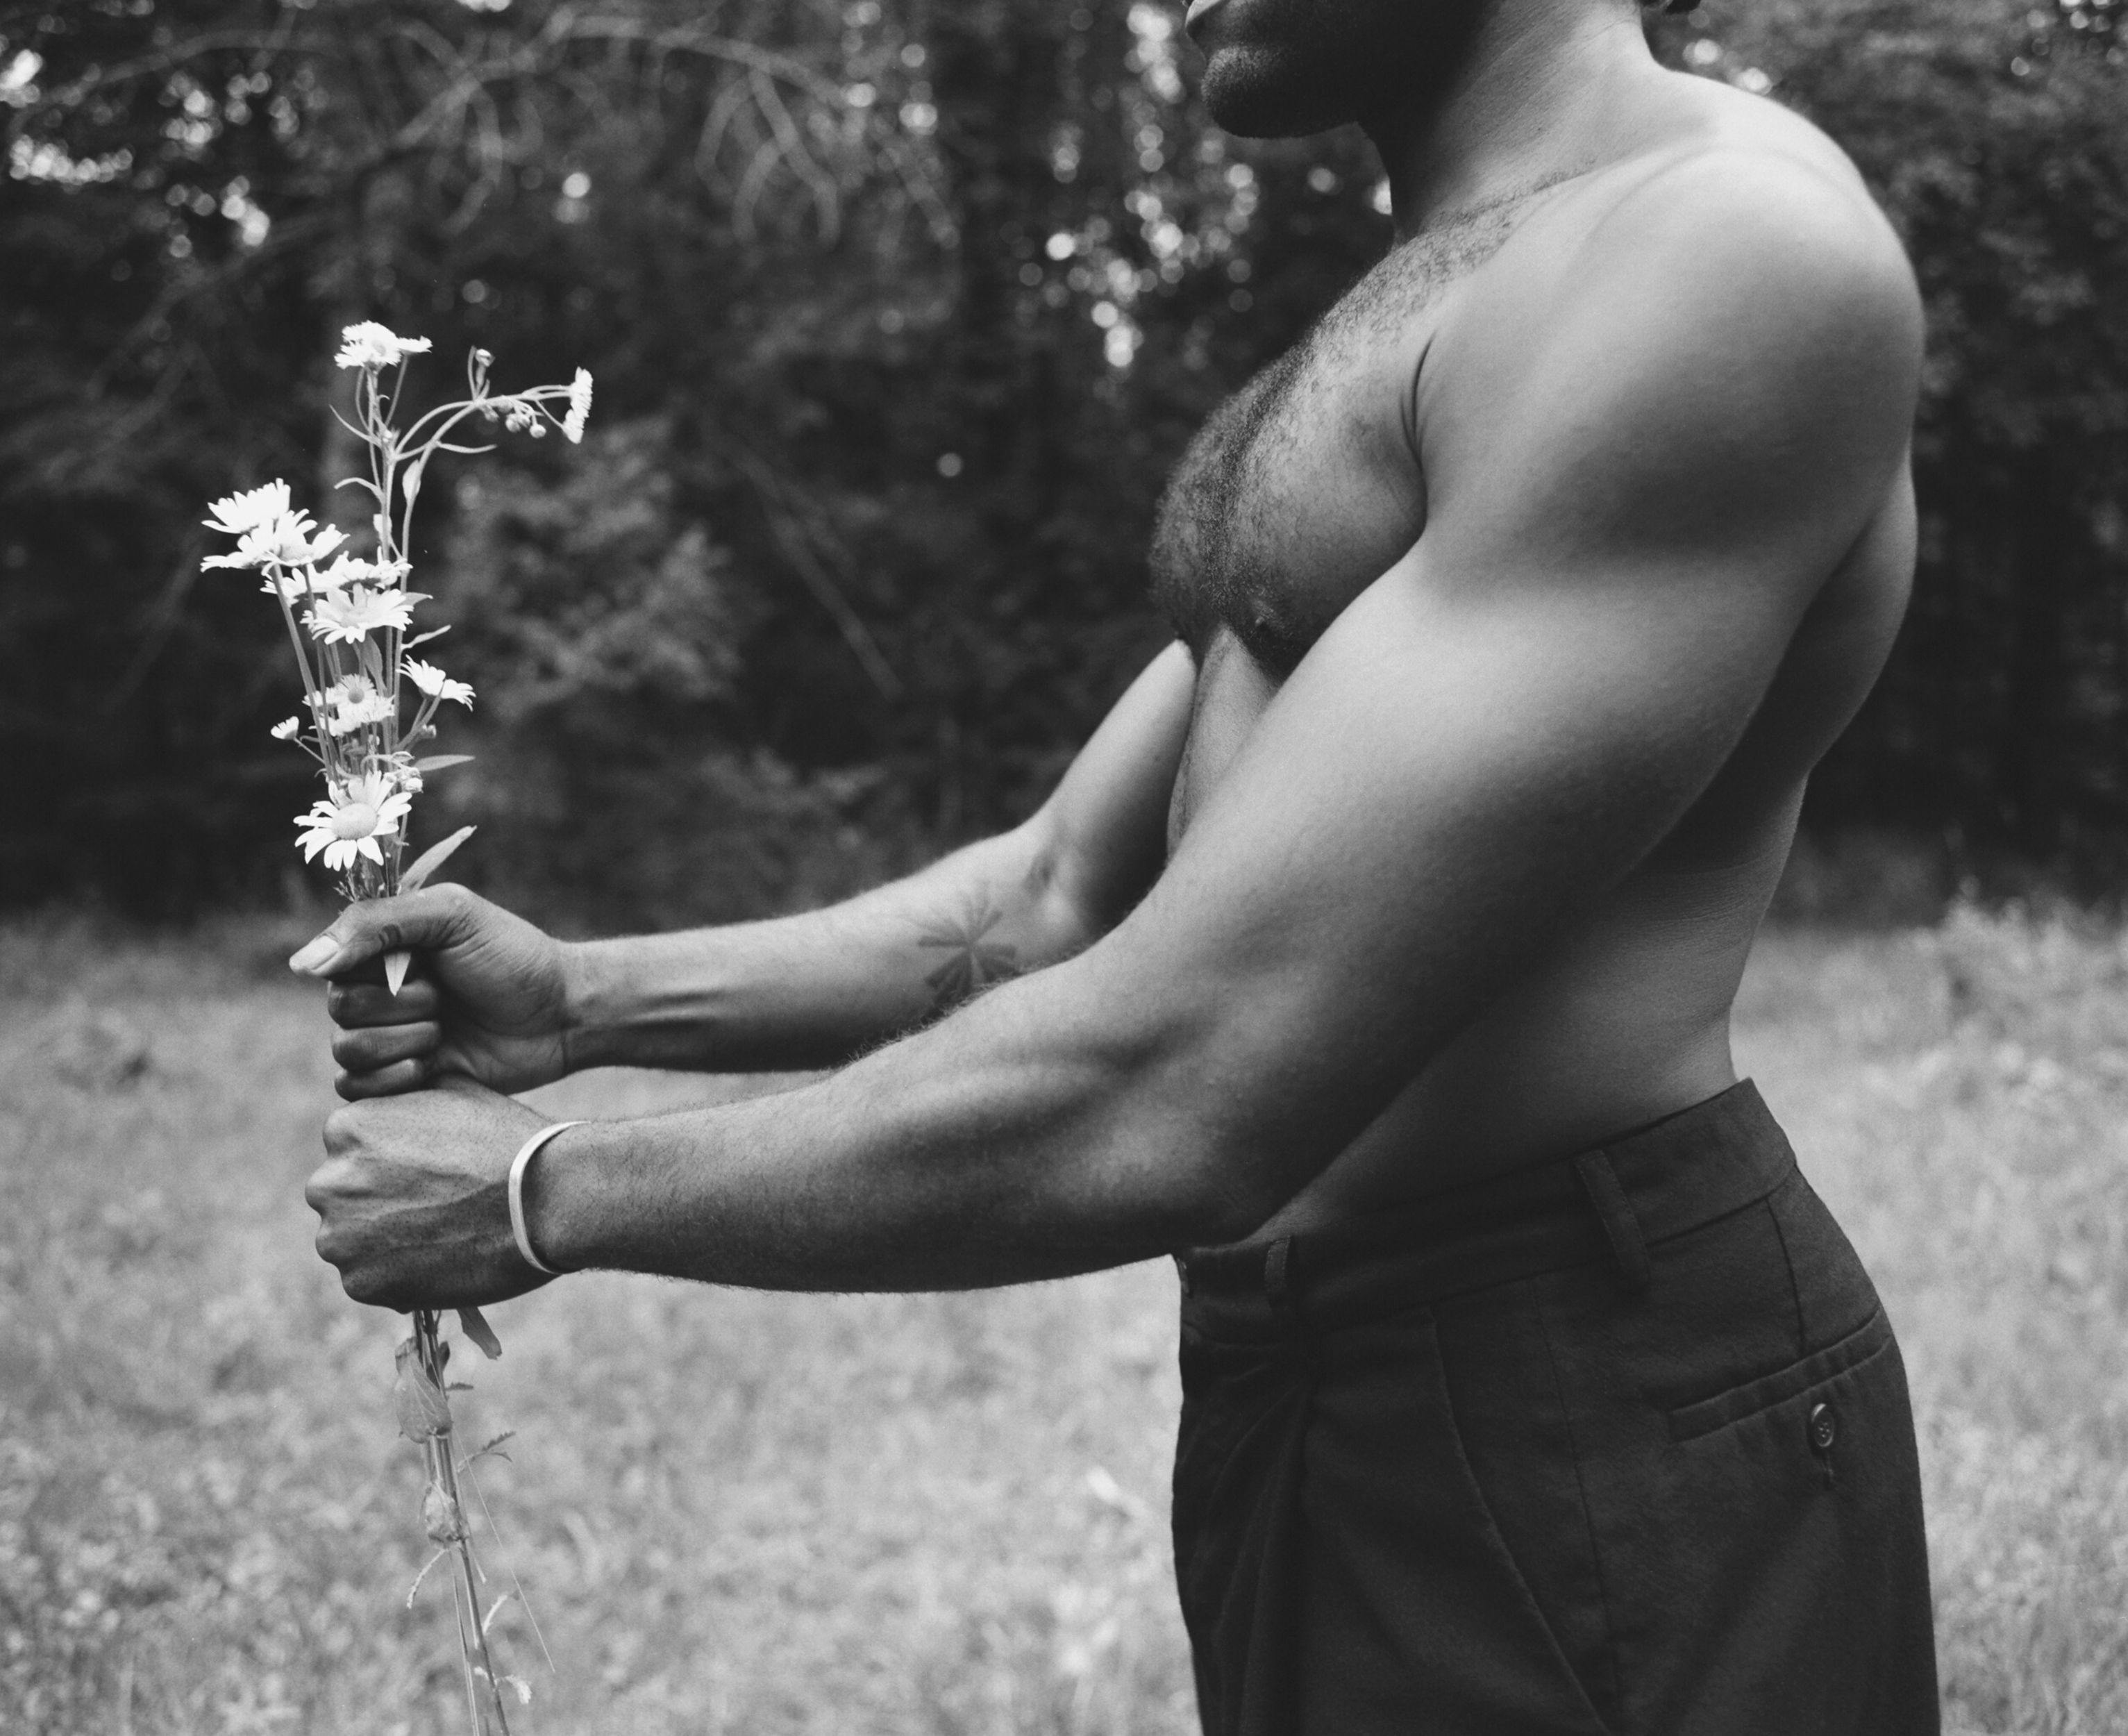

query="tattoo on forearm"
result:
[912,895,1021,1012]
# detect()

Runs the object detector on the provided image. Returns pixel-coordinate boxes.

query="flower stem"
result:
[269,569,328,742]
[414,1308,513,1735]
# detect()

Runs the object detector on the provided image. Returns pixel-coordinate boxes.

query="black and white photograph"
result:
[2,0,2124,1728]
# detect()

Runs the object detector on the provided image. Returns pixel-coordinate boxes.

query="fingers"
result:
[307,1086,548,1310]
[426,1071,505,1101]
[304,1155,352,1217]
[333,1017,440,1074]
[321,1104,362,1157]
[336,1057,430,1101]
[327,976,442,1028]
[288,883,478,980]
[329,976,442,1096]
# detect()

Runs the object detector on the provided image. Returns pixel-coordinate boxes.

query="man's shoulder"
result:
[1464,113,1920,401]
[1602,133,1912,309]
[1411,109,1924,596]
[1424,119,1922,506]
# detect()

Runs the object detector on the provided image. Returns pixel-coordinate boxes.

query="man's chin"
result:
[1199,49,1359,140]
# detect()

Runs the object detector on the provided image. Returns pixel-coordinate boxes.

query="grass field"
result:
[5,905,2128,1733]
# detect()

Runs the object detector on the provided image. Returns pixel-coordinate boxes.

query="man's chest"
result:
[1149,200,1534,675]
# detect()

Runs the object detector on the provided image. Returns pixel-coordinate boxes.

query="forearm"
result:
[530,943,1273,1289]
[559,819,1094,1075]
[560,644,1194,1077]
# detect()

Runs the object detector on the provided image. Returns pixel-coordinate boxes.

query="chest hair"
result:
[1151,183,1562,673]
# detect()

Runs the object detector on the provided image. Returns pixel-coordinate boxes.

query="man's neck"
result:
[1366,0,1663,237]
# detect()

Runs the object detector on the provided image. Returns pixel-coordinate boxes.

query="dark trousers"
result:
[1171,1081,1938,1735]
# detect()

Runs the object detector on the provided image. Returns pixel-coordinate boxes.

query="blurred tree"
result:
[0,0,934,917]
[0,0,1378,921]
[1652,0,2128,888]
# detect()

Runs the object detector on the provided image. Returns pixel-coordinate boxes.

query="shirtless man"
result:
[301,0,1939,1727]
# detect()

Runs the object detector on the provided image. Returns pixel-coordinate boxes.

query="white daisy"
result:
[562,369,593,444]
[316,552,412,590]
[203,522,278,571]
[324,674,376,706]
[203,480,292,537]
[207,510,345,572]
[306,585,418,644]
[258,560,353,601]
[336,322,433,371]
[326,694,394,737]
[294,772,412,871]
[405,658,475,708]
[269,716,303,741]
[262,512,344,567]
[321,674,396,736]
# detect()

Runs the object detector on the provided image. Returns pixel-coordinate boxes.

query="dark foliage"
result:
[1659,0,2128,892]
[1,0,2122,922]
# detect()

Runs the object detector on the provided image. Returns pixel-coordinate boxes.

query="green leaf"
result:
[398,825,476,893]
[413,753,475,773]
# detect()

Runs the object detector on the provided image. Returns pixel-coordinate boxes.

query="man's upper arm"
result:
[1017,640,1196,948]
[1063,158,1922,1230]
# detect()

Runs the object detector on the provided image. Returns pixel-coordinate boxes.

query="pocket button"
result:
[1808,1401,1837,1454]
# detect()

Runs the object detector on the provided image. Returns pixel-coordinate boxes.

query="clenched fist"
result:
[290,884,573,1100]
[305,1075,555,1310]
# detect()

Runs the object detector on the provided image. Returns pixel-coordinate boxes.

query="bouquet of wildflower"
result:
[203,322,590,1733]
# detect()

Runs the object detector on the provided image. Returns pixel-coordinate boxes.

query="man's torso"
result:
[1150,76,1916,1228]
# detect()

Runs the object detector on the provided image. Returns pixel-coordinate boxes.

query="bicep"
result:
[1109,535,1803,1104]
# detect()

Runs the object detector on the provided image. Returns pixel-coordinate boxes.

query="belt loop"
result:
[1572,1151,1651,1296]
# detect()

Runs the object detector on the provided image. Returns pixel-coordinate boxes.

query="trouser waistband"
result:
[1176,1078,1795,1337]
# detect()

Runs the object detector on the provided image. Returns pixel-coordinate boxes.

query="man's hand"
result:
[306,1076,553,1309]
[290,885,572,1100]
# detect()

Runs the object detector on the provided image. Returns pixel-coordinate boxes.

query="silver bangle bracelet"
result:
[508,1120,585,1276]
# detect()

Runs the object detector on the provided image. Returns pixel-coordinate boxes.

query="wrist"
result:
[521,1116,628,1275]
[510,1119,584,1274]
[557,937,626,1072]
[559,932,740,1072]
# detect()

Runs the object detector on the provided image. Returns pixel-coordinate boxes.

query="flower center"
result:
[330,803,378,840]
